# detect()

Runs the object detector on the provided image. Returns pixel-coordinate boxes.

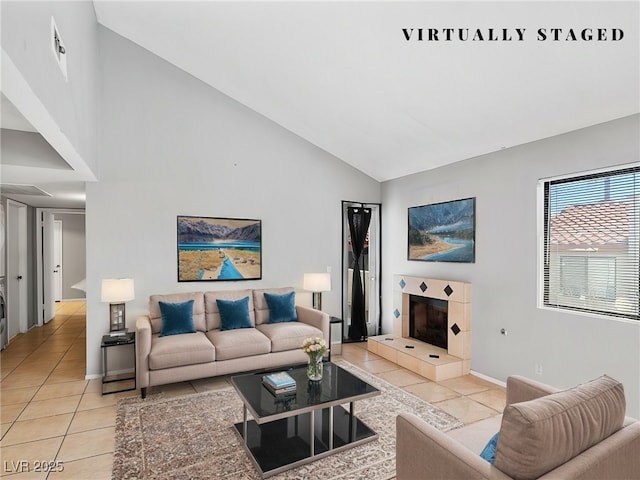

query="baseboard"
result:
[85,367,134,381]
[470,370,506,388]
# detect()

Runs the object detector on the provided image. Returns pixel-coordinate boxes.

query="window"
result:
[559,256,616,300]
[542,165,639,321]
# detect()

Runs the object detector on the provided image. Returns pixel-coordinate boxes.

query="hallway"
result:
[1,301,116,479]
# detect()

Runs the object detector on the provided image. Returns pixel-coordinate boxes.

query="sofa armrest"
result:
[506,375,560,406]
[396,413,511,480]
[136,315,153,391]
[296,305,330,347]
[538,420,640,480]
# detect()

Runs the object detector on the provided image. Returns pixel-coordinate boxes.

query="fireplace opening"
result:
[409,295,448,350]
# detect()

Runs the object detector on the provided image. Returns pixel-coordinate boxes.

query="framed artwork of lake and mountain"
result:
[408,198,476,263]
[177,216,262,281]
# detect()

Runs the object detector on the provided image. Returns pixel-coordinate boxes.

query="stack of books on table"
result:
[262,371,297,395]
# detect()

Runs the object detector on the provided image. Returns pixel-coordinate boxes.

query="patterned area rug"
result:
[113,360,462,479]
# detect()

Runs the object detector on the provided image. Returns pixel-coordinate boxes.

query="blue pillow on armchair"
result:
[480,432,499,464]
[159,300,196,337]
[217,297,253,331]
[264,291,298,323]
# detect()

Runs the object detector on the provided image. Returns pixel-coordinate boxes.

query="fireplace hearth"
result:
[367,275,472,381]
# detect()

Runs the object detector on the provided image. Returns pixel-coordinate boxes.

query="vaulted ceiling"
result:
[94,1,639,182]
[2,1,638,207]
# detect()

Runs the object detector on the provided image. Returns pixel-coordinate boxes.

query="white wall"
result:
[85,27,380,377]
[381,114,640,416]
[1,1,99,174]
[1,1,97,327]
[54,212,86,300]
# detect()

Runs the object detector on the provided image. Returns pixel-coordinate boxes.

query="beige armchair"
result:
[396,375,640,480]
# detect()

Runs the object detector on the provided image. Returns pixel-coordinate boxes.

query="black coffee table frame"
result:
[231,362,380,478]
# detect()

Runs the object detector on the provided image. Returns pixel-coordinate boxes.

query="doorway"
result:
[36,209,56,325]
[6,199,28,339]
[54,220,63,302]
[342,201,381,342]
[36,209,85,326]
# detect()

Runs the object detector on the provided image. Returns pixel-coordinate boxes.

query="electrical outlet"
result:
[535,363,543,375]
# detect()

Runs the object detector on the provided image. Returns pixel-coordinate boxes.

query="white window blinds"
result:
[543,166,639,320]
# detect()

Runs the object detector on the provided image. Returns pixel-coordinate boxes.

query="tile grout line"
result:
[50,303,118,474]
[0,303,88,456]
[45,302,86,480]
[3,303,505,478]
[1,329,57,440]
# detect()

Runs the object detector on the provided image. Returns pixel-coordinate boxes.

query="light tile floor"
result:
[1,301,505,478]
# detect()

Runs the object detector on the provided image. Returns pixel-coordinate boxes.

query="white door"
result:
[6,200,28,338]
[41,212,56,323]
[53,220,63,302]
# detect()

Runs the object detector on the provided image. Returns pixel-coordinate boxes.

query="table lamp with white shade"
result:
[101,278,135,335]
[303,272,331,311]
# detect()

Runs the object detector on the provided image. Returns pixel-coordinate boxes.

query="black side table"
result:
[101,332,136,395]
[329,316,344,360]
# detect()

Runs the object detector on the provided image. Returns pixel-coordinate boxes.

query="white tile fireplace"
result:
[368,275,471,381]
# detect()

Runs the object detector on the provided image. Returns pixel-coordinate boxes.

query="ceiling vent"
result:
[1,184,53,197]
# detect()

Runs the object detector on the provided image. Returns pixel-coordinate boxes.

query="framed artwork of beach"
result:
[408,197,475,263]
[177,216,262,282]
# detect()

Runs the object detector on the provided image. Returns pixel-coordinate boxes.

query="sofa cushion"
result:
[149,332,215,369]
[217,297,252,331]
[159,300,196,337]
[264,291,298,323]
[205,290,255,330]
[494,375,625,480]
[149,292,205,334]
[253,287,295,325]
[256,322,324,353]
[206,328,271,361]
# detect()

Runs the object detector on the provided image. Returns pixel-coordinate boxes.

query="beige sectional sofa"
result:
[396,375,640,480]
[136,287,330,398]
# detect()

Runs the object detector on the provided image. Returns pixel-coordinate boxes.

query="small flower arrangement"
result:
[302,337,328,357]
[302,337,328,381]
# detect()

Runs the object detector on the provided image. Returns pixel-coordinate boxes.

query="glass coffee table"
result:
[230,362,380,478]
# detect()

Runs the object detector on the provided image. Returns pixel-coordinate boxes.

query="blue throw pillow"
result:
[159,300,196,337]
[480,432,499,464]
[264,291,298,323]
[217,297,252,331]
